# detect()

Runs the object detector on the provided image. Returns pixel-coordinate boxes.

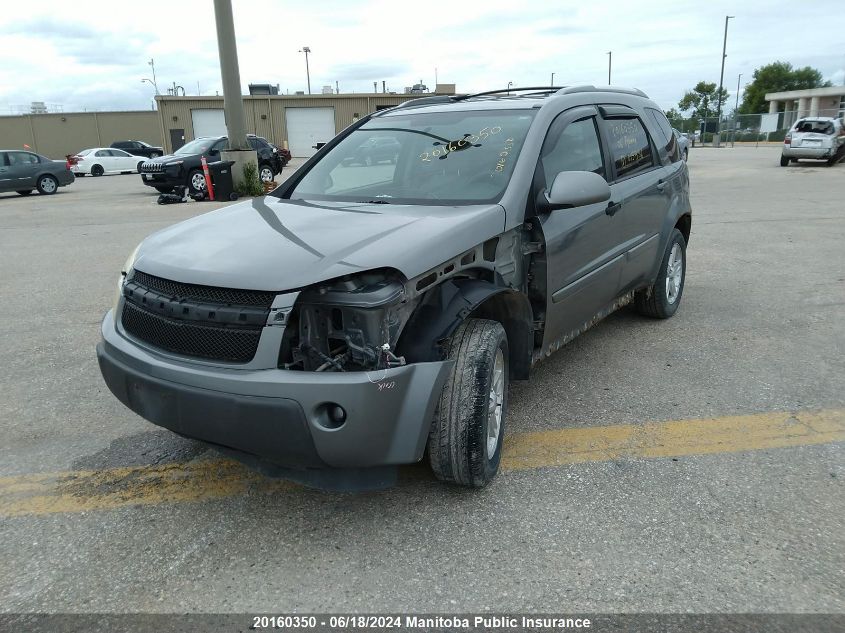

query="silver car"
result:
[673,128,690,161]
[781,117,844,166]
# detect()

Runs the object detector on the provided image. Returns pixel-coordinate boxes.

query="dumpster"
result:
[208,160,238,202]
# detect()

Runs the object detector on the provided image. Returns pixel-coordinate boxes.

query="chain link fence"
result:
[668,107,844,147]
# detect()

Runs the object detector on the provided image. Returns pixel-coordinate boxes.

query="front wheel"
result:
[188,169,206,194]
[428,319,509,488]
[780,155,789,167]
[634,228,687,319]
[258,164,274,182]
[137,161,145,173]
[37,174,59,195]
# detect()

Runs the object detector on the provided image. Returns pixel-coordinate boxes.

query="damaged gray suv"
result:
[97,86,692,489]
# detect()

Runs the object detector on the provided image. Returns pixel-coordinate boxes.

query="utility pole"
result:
[213,0,253,180]
[714,15,734,147]
[607,51,612,85]
[551,72,555,86]
[335,80,339,94]
[149,59,159,93]
[299,47,311,94]
[732,72,742,146]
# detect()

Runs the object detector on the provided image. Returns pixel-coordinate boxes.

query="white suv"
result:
[781,117,844,167]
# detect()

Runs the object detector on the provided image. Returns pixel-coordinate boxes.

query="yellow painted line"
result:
[1,409,843,518]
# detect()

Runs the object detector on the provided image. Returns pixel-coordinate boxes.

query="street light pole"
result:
[607,51,612,85]
[148,59,159,94]
[551,72,555,86]
[731,73,742,147]
[714,15,734,147]
[213,0,251,155]
[299,47,311,95]
[507,81,513,94]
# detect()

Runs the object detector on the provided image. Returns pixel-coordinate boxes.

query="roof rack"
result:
[453,86,561,101]
[557,85,649,98]
[378,95,458,114]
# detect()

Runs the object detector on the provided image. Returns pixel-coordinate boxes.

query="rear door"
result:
[535,106,627,349]
[93,149,115,173]
[598,108,672,291]
[0,152,11,191]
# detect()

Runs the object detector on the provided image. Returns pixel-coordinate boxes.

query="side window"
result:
[10,152,39,164]
[540,116,605,186]
[0,152,8,166]
[210,139,227,153]
[605,117,655,179]
[646,108,679,163]
[111,149,131,157]
[95,150,110,157]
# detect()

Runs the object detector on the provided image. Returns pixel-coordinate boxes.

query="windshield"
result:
[138,141,151,147]
[288,109,536,205]
[175,138,214,155]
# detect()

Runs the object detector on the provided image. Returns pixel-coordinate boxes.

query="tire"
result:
[155,186,174,194]
[16,190,33,196]
[187,169,206,194]
[779,155,789,167]
[634,228,686,319]
[428,319,509,488]
[137,161,145,173]
[149,152,162,159]
[91,164,104,176]
[36,174,59,195]
[258,163,274,183]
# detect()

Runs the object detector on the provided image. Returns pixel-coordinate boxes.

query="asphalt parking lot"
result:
[1,148,843,614]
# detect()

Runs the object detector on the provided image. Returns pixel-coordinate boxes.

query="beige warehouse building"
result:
[0,86,457,159]
[154,88,455,157]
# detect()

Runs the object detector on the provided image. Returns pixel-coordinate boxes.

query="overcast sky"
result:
[1,0,843,115]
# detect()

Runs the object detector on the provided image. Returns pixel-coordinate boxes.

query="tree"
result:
[739,61,831,114]
[664,107,682,122]
[678,82,729,120]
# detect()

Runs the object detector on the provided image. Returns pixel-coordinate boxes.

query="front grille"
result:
[122,302,261,363]
[131,270,276,308]
[141,162,164,173]
[121,271,276,363]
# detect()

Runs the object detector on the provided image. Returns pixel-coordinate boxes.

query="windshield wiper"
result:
[357,199,391,204]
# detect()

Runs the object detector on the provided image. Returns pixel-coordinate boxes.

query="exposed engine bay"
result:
[279,270,417,372]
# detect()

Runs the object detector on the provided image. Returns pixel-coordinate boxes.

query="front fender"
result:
[396,279,533,379]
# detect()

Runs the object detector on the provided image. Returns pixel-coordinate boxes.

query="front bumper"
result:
[140,171,181,189]
[782,146,836,159]
[97,310,451,470]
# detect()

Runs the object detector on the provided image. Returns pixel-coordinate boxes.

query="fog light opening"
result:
[315,402,347,430]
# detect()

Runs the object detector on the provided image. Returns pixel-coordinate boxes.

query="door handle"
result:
[605,201,622,216]
[656,179,666,192]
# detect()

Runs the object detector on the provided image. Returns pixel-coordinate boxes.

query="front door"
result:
[4,151,40,189]
[535,107,627,351]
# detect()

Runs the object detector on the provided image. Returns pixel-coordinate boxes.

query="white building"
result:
[765,86,845,126]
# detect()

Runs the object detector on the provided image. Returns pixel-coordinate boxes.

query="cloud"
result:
[326,63,412,81]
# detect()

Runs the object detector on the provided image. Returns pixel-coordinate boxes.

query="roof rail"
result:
[453,86,562,101]
[377,95,458,114]
[557,85,649,98]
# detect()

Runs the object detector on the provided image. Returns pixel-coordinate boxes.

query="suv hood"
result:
[143,154,193,165]
[132,197,506,291]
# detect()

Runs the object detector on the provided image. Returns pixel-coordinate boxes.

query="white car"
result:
[781,118,845,167]
[70,148,147,177]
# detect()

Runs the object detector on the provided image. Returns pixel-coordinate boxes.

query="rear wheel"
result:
[188,169,206,194]
[36,174,59,195]
[634,228,686,319]
[779,155,789,167]
[16,190,33,196]
[428,319,508,488]
[91,164,104,176]
[137,161,144,173]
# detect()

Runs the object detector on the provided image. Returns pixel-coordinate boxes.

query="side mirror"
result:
[544,171,611,211]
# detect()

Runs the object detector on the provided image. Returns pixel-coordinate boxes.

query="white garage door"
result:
[191,109,227,139]
[286,107,336,157]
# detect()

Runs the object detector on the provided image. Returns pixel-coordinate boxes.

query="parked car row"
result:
[139,134,284,194]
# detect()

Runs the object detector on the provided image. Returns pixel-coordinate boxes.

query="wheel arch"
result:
[396,278,533,380]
